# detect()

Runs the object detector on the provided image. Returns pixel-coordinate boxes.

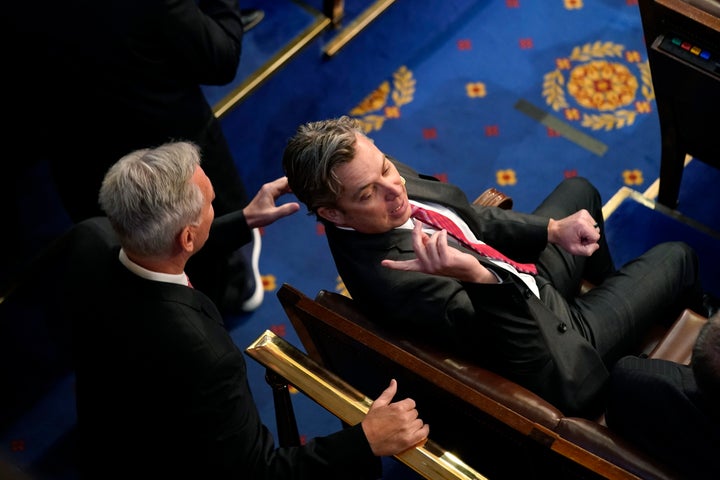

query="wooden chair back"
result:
[276,283,680,479]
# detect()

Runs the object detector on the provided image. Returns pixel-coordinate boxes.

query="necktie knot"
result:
[410,204,537,275]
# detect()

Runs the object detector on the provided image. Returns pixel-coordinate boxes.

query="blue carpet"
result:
[221,0,660,213]
[671,158,720,233]
[605,162,720,299]
[607,197,720,298]
[201,0,323,109]
[4,1,720,479]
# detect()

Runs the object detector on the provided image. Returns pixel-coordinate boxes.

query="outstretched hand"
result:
[361,379,429,457]
[242,176,300,229]
[381,221,499,283]
[547,209,601,256]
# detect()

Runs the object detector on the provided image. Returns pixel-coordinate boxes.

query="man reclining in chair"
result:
[282,116,714,417]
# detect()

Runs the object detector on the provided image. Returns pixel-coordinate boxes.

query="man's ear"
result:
[317,206,342,225]
[178,225,195,253]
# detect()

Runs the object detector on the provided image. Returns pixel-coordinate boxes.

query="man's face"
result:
[318,133,411,233]
[189,165,215,252]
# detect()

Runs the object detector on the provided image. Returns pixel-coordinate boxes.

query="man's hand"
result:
[361,379,429,457]
[381,221,499,283]
[547,209,600,256]
[242,176,300,229]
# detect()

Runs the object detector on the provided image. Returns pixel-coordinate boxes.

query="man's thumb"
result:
[371,379,397,409]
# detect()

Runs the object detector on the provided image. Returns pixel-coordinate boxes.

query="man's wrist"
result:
[547,218,557,244]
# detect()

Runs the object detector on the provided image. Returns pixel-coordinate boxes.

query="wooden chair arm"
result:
[264,369,301,447]
[473,188,513,209]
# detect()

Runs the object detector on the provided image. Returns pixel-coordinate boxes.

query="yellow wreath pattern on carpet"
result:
[349,65,416,133]
[543,41,655,131]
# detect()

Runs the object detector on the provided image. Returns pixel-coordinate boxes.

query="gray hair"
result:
[98,141,204,257]
[692,315,720,402]
[282,116,366,215]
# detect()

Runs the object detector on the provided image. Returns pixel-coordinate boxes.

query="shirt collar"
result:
[118,249,190,287]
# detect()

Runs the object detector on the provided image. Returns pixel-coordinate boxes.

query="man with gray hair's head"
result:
[99,141,205,259]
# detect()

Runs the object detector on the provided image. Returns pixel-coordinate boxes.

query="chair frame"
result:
[273,283,693,480]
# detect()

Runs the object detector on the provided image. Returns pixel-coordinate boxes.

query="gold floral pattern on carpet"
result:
[567,60,638,111]
[543,41,655,131]
[349,66,415,133]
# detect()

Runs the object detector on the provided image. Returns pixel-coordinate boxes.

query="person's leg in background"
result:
[190,3,268,314]
[193,116,264,315]
[240,8,265,32]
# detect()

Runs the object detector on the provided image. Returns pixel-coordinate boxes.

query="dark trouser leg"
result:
[193,117,262,314]
[532,178,704,365]
[572,242,702,365]
[532,176,615,296]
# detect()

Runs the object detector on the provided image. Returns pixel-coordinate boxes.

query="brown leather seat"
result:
[277,282,706,479]
[647,308,706,364]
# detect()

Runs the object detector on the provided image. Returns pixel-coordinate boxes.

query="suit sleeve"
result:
[207,209,253,252]
[466,204,549,263]
[199,348,381,479]
[184,209,252,302]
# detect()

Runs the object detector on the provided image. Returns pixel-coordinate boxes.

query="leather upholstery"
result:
[278,283,707,479]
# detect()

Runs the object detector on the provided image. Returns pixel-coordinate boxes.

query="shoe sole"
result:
[241,228,264,312]
[242,11,265,33]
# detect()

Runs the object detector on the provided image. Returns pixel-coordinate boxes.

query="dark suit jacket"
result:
[48,0,242,141]
[67,217,380,479]
[39,0,248,220]
[325,161,608,416]
[606,356,720,480]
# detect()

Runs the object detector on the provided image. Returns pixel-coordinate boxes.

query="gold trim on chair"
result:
[246,330,489,480]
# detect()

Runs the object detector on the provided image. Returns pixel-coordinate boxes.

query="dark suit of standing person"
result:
[281,116,710,417]
[605,314,720,479]
[68,141,429,479]
[41,0,262,314]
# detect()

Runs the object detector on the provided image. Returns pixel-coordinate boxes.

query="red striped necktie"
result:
[410,204,538,275]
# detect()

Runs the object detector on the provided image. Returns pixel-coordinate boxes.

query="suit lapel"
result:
[394,159,478,226]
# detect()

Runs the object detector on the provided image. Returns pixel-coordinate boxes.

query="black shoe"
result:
[220,229,264,315]
[702,292,720,319]
[240,9,265,33]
